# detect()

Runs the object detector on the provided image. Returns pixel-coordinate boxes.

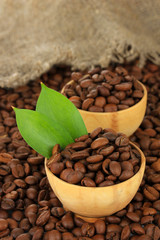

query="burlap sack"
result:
[0,0,160,88]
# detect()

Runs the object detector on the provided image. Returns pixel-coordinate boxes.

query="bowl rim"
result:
[61,79,147,115]
[45,141,146,190]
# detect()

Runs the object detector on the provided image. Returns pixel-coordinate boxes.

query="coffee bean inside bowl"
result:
[63,67,144,112]
[47,128,141,186]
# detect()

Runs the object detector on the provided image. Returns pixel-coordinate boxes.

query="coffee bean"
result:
[7,218,18,229]
[16,233,31,240]
[49,162,64,175]
[36,210,50,226]
[91,138,109,149]
[94,220,106,234]
[130,223,145,235]
[109,161,121,177]
[82,98,94,110]
[60,169,84,184]
[11,228,24,238]
[87,162,102,172]
[105,216,121,224]
[71,150,89,160]
[99,146,115,156]
[0,219,8,231]
[153,200,160,211]
[32,228,44,240]
[88,105,103,112]
[74,162,86,173]
[121,225,131,240]
[19,218,30,231]
[1,199,15,210]
[95,97,106,108]
[81,177,96,187]
[61,212,74,230]
[107,224,122,233]
[2,182,16,193]
[141,216,154,225]
[81,223,95,237]
[12,210,24,221]
[119,170,134,181]
[126,212,140,222]
[104,104,118,112]
[115,135,129,147]
[86,155,103,163]
[0,229,10,238]
[95,171,104,184]
[143,186,159,201]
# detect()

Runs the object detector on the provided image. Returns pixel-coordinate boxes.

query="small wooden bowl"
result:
[61,80,147,136]
[45,142,145,220]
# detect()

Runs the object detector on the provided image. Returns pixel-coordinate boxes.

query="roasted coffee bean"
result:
[98,180,114,187]
[19,218,31,231]
[109,161,121,177]
[7,218,18,229]
[61,212,74,230]
[141,216,154,225]
[49,162,64,175]
[104,104,118,112]
[16,233,31,240]
[71,150,89,160]
[143,185,159,201]
[82,98,94,110]
[81,177,96,187]
[115,135,129,147]
[95,97,106,108]
[32,228,44,240]
[12,210,24,221]
[81,223,95,237]
[130,223,145,235]
[121,225,131,240]
[99,146,114,156]
[126,212,140,222]
[74,162,86,173]
[91,138,109,149]
[60,168,84,184]
[2,182,16,193]
[86,154,103,163]
[0,229,10,238]
[107,224,122,233]
[105,216,121,224]
[94,220,106,234]
[11,228,24,238]
[0,219,8,231]
[95,171,105,184]
[36,210,50,226]
[87,162,102,172]
[51,207,65,217]
[119,170,134,181]
[1,199,15,210]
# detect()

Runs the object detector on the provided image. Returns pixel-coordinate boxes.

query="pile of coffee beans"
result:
[63,67,144,112]
[48,129,141,186]
[0,63,160,239]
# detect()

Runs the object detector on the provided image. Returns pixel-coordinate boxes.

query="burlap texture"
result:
[0,0,160,88]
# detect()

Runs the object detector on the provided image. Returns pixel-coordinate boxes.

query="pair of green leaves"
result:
[14,84,87,158]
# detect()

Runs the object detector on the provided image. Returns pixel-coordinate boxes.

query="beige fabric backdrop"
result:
[0,0,160,88]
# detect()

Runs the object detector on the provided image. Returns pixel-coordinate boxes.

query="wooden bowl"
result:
[45,142,145,220]
[61,80,147,136]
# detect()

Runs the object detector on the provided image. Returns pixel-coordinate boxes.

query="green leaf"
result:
[36,83,87,140]
[14,108,74,158]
